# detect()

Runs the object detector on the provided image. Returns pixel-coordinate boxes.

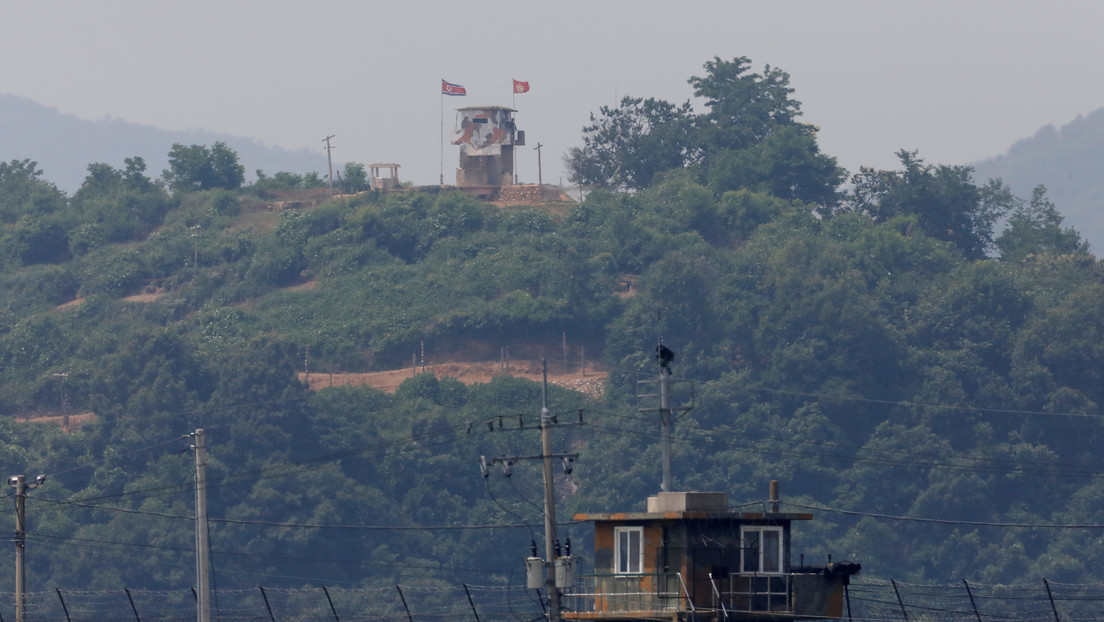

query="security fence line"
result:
[4,579,1104,621]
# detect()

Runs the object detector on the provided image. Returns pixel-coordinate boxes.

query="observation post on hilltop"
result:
[369,163,401,191]
[451,106,524,193]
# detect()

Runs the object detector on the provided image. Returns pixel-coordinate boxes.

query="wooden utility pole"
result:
[322,135,336,199]
[192,430,211,622]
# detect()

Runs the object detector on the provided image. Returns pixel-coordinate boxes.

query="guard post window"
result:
[740,526,783,574]
[615,526,644,574]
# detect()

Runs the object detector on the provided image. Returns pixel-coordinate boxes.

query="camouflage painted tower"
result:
[451,106,524,188]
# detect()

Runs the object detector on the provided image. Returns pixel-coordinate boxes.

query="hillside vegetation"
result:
[1,56,1103,594]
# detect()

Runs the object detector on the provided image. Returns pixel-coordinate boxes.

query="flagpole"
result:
[512,86,518,185]
[440,88,445,186]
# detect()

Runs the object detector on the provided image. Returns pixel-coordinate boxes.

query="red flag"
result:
[442,79,467,96]
[513,79,530,94]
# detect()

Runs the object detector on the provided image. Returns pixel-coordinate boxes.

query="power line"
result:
[787,501,1104,529]
[751,385,1104,419]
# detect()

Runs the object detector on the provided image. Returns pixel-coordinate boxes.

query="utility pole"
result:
[322,135,336,200]
[539,361,562,622]
[479,360,577,622]
[10,473,45,622]
[190,430,211,622]
[535,143,544,192]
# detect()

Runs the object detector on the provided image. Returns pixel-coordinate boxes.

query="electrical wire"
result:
[786,501,1104,529]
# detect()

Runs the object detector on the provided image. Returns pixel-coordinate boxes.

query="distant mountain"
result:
[973,108,1104,254]
[0,93,327,193]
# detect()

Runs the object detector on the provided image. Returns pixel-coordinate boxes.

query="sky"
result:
[3,0,1104,188]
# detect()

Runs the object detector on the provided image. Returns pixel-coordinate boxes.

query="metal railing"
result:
[564,573,691,615]
[714,572,795,614]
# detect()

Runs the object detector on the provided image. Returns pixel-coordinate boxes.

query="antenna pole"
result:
[540,360,562,622]
[660,367,673,492]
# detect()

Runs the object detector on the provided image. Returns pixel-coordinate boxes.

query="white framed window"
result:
[740,526,783,574]
[614,526,644,574]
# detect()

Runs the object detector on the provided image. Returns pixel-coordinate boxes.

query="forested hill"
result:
[974,107,1104,253]
[2,56,1104,596]
[0,93,324,193]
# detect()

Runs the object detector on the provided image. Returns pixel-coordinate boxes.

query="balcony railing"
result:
[565,571,842,619]
[564,573,689,615]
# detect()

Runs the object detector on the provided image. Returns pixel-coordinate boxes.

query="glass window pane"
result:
[618,530,629,573]
[616,527,642,574]
[743,531,760,572]
[763,530,781,573]
[629,531,641,573]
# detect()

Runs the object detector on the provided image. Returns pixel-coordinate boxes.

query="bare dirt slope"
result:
[299,359,605,397]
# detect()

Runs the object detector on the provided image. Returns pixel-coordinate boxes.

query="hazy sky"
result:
[4,1,1104,187]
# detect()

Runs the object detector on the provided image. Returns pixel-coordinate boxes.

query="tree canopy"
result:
[163,142,246,192]
[566,56,844,207]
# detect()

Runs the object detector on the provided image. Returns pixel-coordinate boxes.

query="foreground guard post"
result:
[565,485,860,621]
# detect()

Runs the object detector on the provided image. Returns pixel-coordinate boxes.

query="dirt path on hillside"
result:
[299,360,606,397]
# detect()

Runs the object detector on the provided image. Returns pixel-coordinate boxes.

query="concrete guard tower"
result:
[452,106,524,189]
[369,163,401,191]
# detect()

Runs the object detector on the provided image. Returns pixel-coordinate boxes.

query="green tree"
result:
[704,124,843,205]
[342,162,369,193]
[70,158,172,246]
[688,56,802,153]
[565,96,694,190]
[0,159,67,224]
[566,57,843,205]
[996,185,1089,261]
[163,142,246,192]
[843,150,1014,259]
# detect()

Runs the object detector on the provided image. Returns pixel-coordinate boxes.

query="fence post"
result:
[891,580,909,622]
[1044,578,1061,622]
[259,586,277,622]
[463,584,482,622]
[55,588,72,622]
[321,586,341,622]
[125,587,142,622]
[396,584,414,622]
